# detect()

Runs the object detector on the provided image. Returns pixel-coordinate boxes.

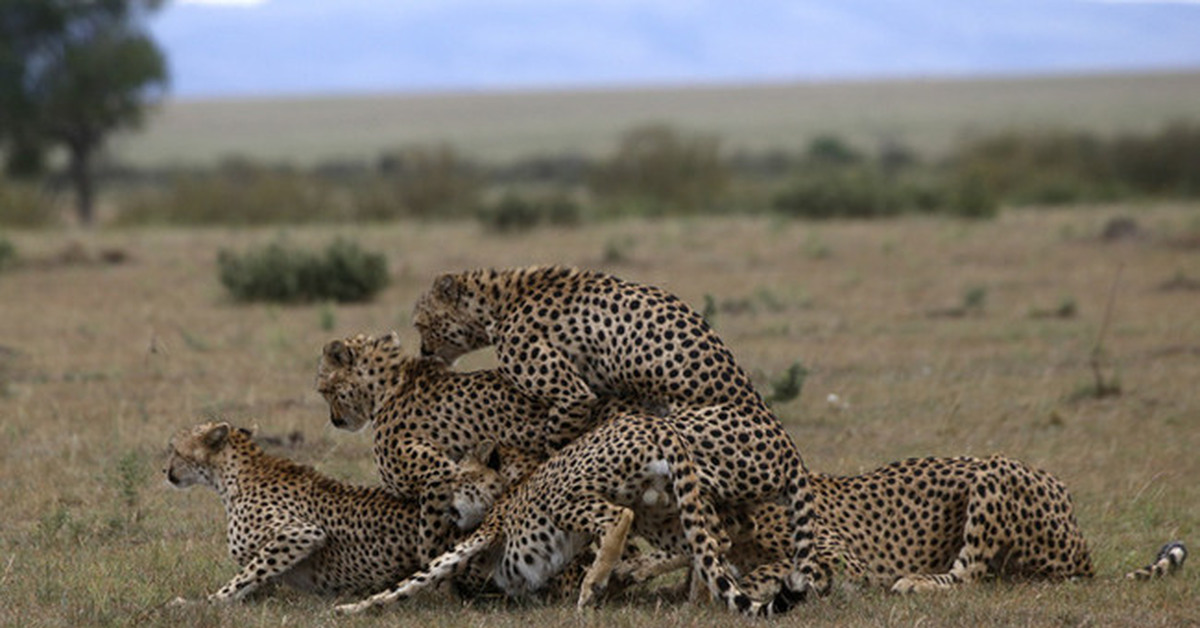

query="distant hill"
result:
[112,71,1200,168]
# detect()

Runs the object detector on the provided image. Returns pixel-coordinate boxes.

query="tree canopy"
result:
[0,0,168,225]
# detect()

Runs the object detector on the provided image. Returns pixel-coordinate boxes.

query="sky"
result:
[152,0,1200,99]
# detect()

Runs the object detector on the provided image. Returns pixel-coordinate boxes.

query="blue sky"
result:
[154,0,1200,98]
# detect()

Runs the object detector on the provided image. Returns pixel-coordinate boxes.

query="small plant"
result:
[105,450,149,537]
[1085,267,1123,399]
[319,302,337,331]
[218,238,389,304]
[701,294,718,326]
[114,450,148,512]
[927,285,988,318]
[765,361,809,406]
[1030,296,1078,319]
[962,285,988,313]
[601,236,634,264]
[802,232,832,260]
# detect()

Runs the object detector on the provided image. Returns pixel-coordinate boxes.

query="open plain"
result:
[0,202,1197,626]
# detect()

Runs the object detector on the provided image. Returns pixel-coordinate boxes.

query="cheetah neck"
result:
[371,356,444,420]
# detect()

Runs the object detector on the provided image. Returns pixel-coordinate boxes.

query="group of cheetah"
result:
[165,265,1186,616]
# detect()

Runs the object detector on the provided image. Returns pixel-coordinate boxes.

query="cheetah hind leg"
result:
[577,506,636,609]
[1125,542,1187,580]
[335,529,496,615]
[209,522,326,603]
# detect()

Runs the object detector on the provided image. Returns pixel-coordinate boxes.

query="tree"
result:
[0,0,168,226]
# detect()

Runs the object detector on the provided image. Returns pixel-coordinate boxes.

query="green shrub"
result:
[477,193,582,233]
[765,361,809,406]
[116,164,343,226]
[0,180,57,228]
[805,135,863,167]
[378,144,481,219]
[217,238,388,304]
[0,236,16,270]
[590,124,729,213]
[1111,120,1200,197]
[772,170,906,219]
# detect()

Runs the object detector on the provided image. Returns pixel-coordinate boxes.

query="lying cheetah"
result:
[411,265,826,602]
[628,455,1187,592]
[336,411,807,617]
[163,421,509,602]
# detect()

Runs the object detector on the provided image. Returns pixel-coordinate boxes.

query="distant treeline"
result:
[2,120,1198,228]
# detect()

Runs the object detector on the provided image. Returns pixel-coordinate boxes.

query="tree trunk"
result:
[67,141,96,227]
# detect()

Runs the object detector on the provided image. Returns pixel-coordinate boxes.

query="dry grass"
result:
[113,71,1200,167]
[1,204,1198,626]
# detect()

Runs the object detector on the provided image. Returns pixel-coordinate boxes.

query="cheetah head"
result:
[448,441,512,531]
[316,332,405,431]
[164,422,251,489]
[412,272,494,363]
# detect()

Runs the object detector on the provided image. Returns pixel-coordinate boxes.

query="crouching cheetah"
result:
[629,455,1187,593]
[411,265,827,601]
[316,332,644,565]
[163,421,510,602]
[335,410,807,617]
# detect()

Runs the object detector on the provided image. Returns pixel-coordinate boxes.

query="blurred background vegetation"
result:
[4,118,1200,231]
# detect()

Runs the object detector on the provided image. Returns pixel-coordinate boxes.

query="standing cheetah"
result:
[410,266,827,604]
[336,410,807,617]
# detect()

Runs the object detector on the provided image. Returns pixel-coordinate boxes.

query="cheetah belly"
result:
[277,555,324,594]
[494,524,590,596]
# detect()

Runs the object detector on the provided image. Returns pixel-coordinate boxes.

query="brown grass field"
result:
[1,204,1198,626]
[114,71,1200,167]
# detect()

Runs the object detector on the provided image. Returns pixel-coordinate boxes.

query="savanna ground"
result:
[1,203,1197,627]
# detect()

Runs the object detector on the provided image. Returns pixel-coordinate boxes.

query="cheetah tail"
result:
[1124,541,1187,580]
[659,425,804,618]
[335,529,496,615]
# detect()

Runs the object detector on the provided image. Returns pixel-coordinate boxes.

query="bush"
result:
[116,162,344,226]
[0,180,57,228]
[590,124,729,213]
[378,144,481,219]
[217,238,388,303]
[477,192,582,233]
[1111,120,1200,197]
[772,170,906,219]
[0,236,16,270]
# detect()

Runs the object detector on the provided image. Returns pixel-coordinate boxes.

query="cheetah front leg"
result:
[892,480,1000,593]
[494,337,597,449]
[209,522,327,603]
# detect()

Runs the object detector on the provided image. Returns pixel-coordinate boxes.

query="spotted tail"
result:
[1125,541,1187,580]
[660,424,808,617]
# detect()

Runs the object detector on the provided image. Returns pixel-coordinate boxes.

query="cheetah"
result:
[411,265,826,602]
[163,421,510,602]
[627,455,1187,593]
[316,331,643,565]
[336,410,807,617]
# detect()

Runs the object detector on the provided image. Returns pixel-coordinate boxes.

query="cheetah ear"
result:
[324,339,354,367]
[203,423,232,451]
[434,274,462,302]
[382,331,402,348]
